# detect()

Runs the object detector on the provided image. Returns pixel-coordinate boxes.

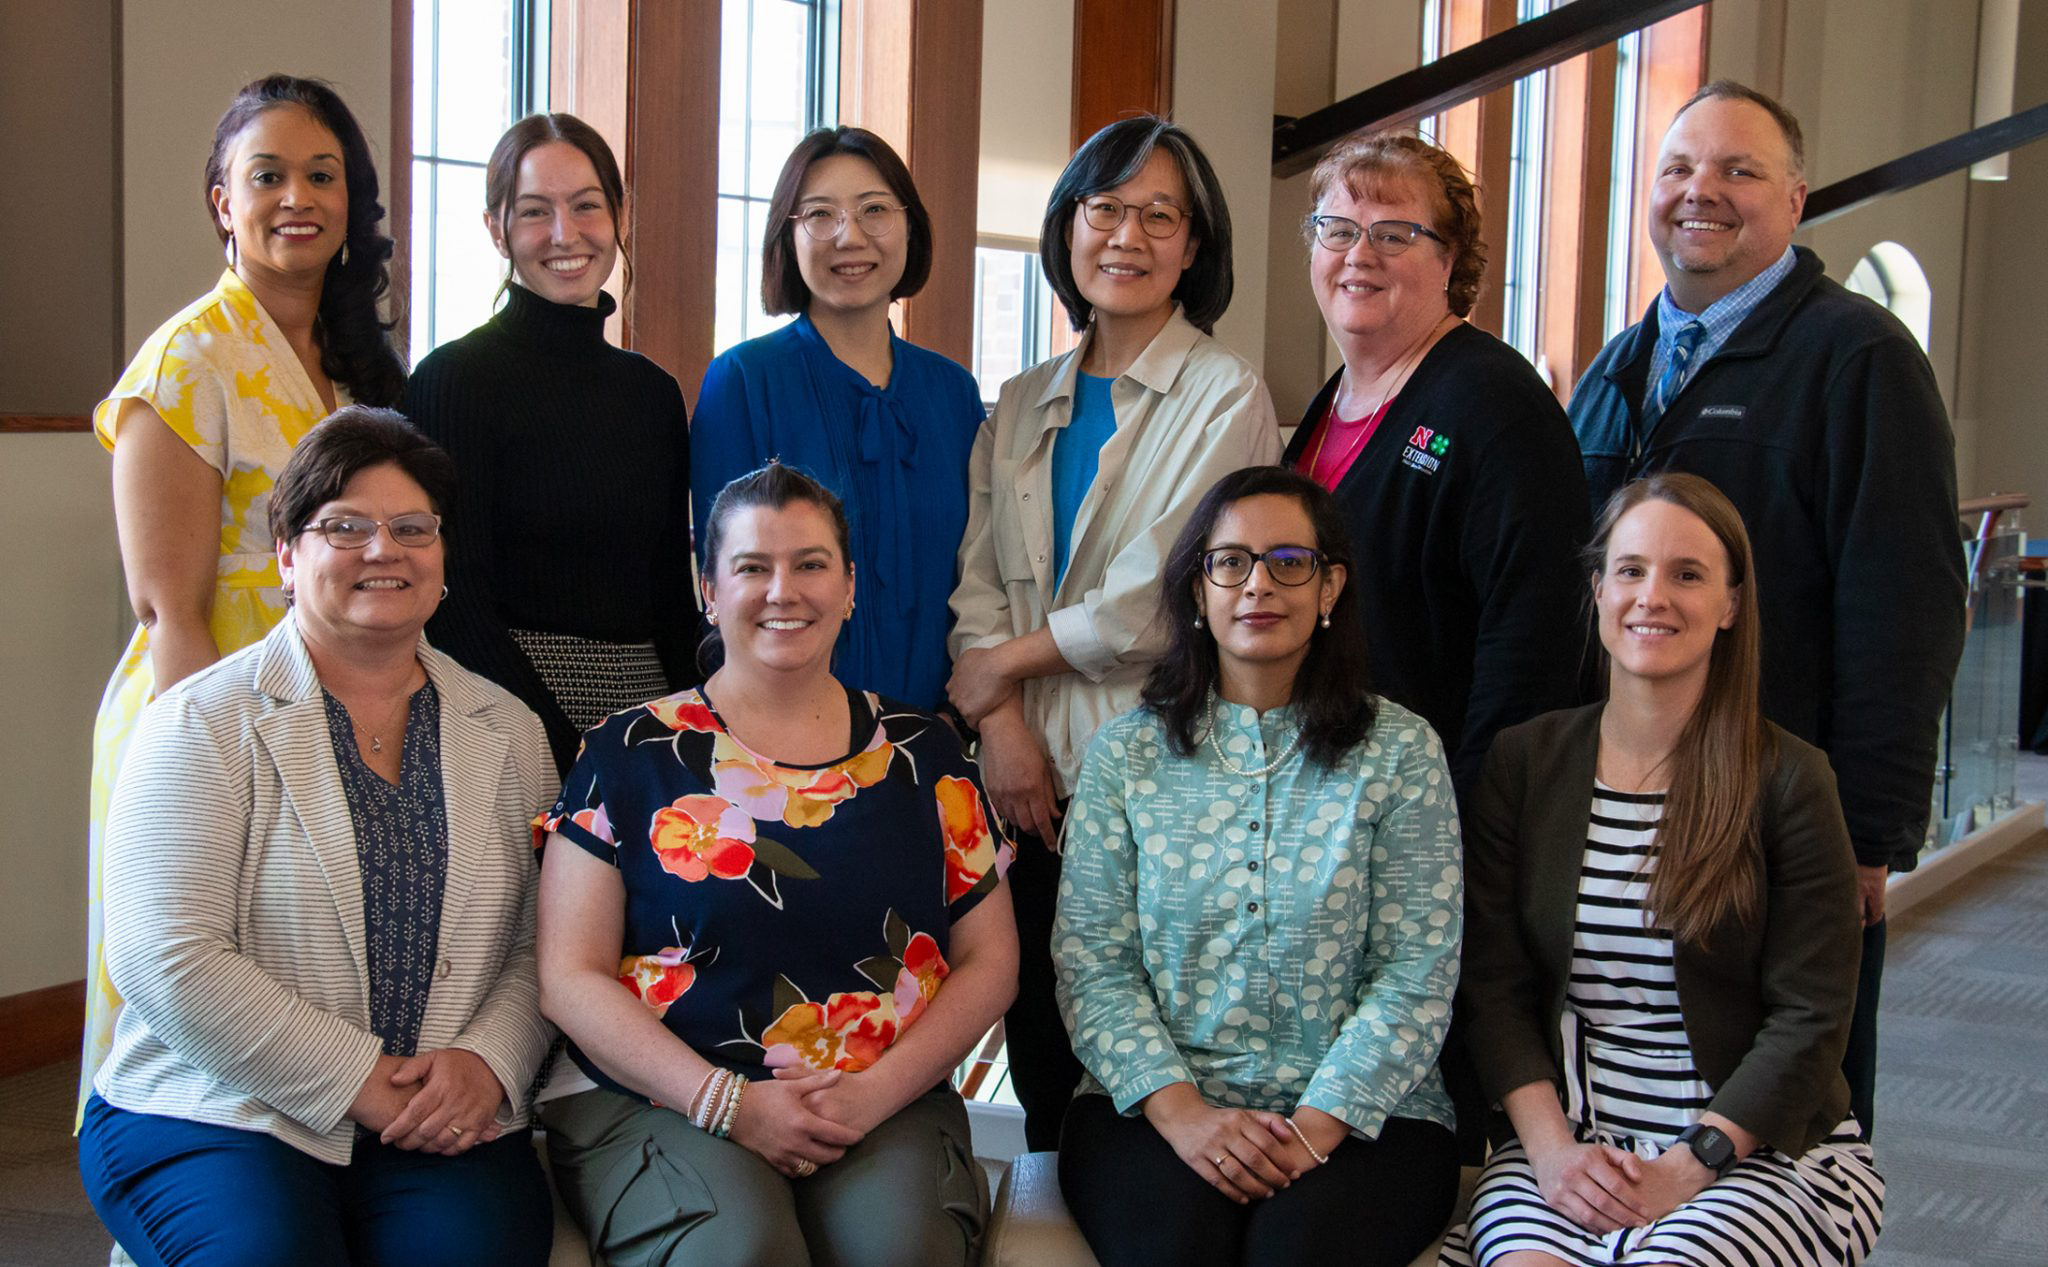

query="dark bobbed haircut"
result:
[485,113,633,298]
[1142,466,1375,769]
[1672,79,1806,176]
[1306,131,1486,318]
[1587,472,1769,944]
[696,462,854,676]
[761,128,933,316]
[1040,116,1234,335]
[268,406,457,544]
[206,75,405,406]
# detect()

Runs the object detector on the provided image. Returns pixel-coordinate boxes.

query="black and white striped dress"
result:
[1442,783,1883,1267]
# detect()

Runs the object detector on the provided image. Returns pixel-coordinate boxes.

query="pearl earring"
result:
[706,606,718,627]
[1320,611,1331,628]
[1193,612,1203,629]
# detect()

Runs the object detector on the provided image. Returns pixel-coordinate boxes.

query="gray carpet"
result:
[3,836,2044,1266]
[1865,835,2048,1265]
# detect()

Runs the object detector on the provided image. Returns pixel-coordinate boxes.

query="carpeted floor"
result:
[4,835,2045,1266]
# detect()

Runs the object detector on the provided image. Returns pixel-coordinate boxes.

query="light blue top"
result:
[691,314,986,710]
[1053,698,1462,1138]
[1645,245,1798,410]
[1050,372,1117,588]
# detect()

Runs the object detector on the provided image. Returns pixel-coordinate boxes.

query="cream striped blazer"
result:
[95,615,558,1164]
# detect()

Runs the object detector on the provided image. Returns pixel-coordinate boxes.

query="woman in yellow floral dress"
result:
[533,464,1017,1267]
[81,74,405,1117]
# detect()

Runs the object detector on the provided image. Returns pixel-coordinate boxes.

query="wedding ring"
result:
[448,1125,464,1138]
[792,1159,817,1177]
[1213,1156,1228,1168]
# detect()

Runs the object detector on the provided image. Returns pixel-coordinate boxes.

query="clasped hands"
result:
[728,1067,889,1180]
[1526,1136,1717,1234]
[1145,1089,1345,1205]
[349,1048,507,1155]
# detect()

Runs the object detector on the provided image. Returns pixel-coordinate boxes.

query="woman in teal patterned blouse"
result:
[1052,465,1463,1267]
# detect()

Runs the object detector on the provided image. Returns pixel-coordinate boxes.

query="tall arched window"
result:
[1844,241,1933,354]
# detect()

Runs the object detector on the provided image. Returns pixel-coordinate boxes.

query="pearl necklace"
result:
[1204,696,1303,778]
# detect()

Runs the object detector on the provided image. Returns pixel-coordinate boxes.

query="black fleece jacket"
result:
[400,284,699,774]
[1569,246,1966,871]
[1284,322,1592,799]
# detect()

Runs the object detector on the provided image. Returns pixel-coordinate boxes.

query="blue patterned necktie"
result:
[1650,319,1706,420]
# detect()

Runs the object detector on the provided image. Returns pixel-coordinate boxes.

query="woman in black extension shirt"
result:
[402,113,697,773]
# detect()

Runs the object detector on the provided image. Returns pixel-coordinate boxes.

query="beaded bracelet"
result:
[1285,1118,1330,1166]
[715,1077,748,1139]
[691,1069,732,1132]
[686,1068,720,1125]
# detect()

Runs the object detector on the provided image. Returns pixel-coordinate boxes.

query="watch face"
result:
[1685,1125,1735,1172]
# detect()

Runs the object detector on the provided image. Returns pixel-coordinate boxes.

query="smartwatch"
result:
[1674,1123,1737,1177]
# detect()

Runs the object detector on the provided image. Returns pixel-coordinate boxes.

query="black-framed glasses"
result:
[1305,215,1447,255]
[790,200,906,241]
[1077,196,1187,239]
[1201,546,1322,588]
[302,513,443,549]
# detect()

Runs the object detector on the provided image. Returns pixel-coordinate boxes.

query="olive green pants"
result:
[539,1085,985,1267]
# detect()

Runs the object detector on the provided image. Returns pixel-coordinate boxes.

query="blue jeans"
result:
[79,1095,551,1267]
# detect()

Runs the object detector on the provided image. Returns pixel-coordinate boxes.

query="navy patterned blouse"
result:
[325,684,448,1057]
[538,686,1011,1098]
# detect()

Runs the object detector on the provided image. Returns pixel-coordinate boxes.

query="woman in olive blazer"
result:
[1443,473,1882,1267]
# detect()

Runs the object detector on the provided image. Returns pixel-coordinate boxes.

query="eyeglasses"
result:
[1305,215,1447,255]
[1201,546,1323,588]
[790,200,906,241]
[302,513,443,549]
[1077,196,1188,239]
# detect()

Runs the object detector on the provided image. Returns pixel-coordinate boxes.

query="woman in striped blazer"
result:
[78,408,558,1267]
[1442,473,1883,1267]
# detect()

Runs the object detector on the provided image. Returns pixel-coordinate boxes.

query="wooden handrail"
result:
[0,414,91,434]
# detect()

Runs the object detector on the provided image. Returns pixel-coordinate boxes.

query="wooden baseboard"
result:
[0,980,85,1079]
[1889,802,2046,920]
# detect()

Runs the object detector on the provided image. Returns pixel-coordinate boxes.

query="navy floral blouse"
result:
[539,687,1012,1098]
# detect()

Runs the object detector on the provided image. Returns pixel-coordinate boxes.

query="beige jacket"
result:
[95,616,557,1164]
[949,308,1281,792]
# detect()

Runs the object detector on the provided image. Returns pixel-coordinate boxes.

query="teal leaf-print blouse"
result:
[1052,698,1461,1139]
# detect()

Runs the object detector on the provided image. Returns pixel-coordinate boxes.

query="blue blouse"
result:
[691,315,987,711]
[1053,698,1462,1139]
[538,686,1011,1097]
[324,684,448,1058]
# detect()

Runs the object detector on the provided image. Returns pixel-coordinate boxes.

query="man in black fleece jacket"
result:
[1569,81,1966,1141]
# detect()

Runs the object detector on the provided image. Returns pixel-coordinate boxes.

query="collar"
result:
[1654,245,1796,345]
[255,614,497,719]
[1608,246,1826,380]
[496,281,619,345]
[1208,695,1306,741]
[1032,305,1205,411]
[791,311,905,397]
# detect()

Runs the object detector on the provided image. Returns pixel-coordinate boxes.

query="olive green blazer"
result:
[1458,702,1860,1158]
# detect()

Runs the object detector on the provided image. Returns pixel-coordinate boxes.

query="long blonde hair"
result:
[1592,473,1770,943]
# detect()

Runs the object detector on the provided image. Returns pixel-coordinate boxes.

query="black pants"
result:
[1843,917,1886,1139]
[1004,826,1084,1151]
[1058,1095,1459,1267]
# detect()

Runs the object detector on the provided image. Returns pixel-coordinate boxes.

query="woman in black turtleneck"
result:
[401,114,696,774]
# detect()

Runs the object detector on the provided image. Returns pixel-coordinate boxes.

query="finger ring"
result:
[1213,1156,1228,1168]
[448,1125,464,1138]
[792,1159,817,1177]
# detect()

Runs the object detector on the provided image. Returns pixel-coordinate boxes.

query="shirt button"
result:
[1248,860,1260,872]
[436,958,452,980]
[1248,820,1261,832]
[1247,901,1260,914]
[1037,552,1046,562]
[1022,492,1032,500]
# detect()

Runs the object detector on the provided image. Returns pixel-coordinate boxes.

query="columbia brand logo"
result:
[1697,405,1747,419]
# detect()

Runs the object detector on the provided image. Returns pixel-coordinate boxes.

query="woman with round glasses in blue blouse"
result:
[1053,465,1463,1267]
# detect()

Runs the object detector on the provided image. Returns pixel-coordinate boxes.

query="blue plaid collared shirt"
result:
[1645,246,1797,413]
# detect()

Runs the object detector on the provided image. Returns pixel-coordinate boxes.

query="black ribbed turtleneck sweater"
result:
[401,283,698,773]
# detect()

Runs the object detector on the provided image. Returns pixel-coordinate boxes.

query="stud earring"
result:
[845,600,856,620]
[706,605,718,627]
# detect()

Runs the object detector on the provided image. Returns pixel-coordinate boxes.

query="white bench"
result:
[980,1152,1477,1267]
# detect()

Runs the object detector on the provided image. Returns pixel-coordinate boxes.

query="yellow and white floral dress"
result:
[80,269,342,1120]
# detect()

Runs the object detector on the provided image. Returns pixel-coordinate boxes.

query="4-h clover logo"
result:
[1409,426,1451,458]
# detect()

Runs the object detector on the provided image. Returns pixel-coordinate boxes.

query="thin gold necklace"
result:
[1311,313,1456,475]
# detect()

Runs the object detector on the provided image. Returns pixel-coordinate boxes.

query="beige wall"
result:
[0,2,123,997]
[0,0,391,997]
[1958,1,2048,507]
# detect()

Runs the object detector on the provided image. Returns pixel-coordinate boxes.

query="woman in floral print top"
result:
[1053,467,1462,1267]
[535,463,1016,1267]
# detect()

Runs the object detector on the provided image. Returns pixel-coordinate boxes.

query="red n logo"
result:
[1410,427,1433,447]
